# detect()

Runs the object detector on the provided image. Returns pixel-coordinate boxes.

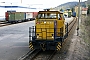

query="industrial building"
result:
[0,2,43,20]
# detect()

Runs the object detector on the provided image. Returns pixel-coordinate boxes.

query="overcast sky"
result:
[0,0,87,8]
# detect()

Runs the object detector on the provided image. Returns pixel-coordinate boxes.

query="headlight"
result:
[52,36,54,38]
[37,34,39,38]
[44,21,46,23]
[52,34,54,38]
[37,36,39,38]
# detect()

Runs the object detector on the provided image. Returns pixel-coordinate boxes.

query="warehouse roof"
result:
[0,6,36,9]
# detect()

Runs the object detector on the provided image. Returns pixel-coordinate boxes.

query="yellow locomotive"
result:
[29,9,68,51]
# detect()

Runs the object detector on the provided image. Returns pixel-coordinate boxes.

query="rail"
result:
[0,21,11,27]
[47,50,57,60]
[18,49,41,60]
[27,50,41,60]
[68,17,77,33]
[29,50,56,60]
[0,20,34,27]
[68,17,75,26]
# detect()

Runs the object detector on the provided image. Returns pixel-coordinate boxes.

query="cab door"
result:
[57,14,64,37]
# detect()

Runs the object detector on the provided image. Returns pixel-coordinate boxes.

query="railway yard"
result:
[0,1,90,59]
[0,15,89,60]
[0,0,90,60]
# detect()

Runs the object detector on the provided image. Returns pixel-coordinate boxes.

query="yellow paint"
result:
[36,20,55,40]
[56,42,62,50]
[35,10,66,40]
[57,46,60,50]
[29,45,33,50]
[29,42,33,50]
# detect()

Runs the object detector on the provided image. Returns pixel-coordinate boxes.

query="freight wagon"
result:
[26,12,38,21]
[6,12,25,23]
[5,12,38,23]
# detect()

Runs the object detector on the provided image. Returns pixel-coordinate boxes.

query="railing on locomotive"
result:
[29,26,68,40]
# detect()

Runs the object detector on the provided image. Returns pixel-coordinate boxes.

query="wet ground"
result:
[0,21,35,60]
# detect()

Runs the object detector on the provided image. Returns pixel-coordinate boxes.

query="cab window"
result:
[58,14,61,20]
[37,13,57,19]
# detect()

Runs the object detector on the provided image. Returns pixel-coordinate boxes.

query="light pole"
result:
[11,3,12,11]
[81,0,82,23]
[77,0,80,36]
[85,1,87,16]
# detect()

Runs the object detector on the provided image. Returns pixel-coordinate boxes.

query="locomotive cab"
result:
[29,9,68,51]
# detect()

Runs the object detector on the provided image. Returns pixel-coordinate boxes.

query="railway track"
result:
[18,49,57,60]
[47,50,57,60]
[51,17,78,60]
[18,49,41,60]
[18,17,77,60]
[68,17,77,33]
[31,50,56,60]
[0,20,35,27]
[0,21,11,27]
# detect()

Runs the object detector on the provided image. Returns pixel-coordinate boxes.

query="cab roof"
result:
[38,11,63,14]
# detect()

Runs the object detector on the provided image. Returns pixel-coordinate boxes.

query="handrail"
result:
[29,26,68,40]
